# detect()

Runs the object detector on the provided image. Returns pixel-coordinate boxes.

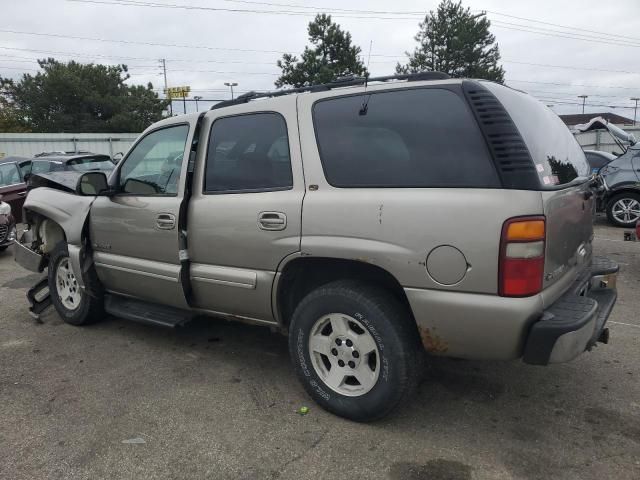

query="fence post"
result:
[595,130,601,151]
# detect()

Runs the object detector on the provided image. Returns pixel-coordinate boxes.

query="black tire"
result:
[288,280,422,422]
[48,242,105,326]
[606,192,640,228]
[0,246,8,252]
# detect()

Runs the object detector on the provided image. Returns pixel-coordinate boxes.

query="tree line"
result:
[0,0,503,133]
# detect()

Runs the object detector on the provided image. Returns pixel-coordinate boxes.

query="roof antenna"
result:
[359,40,373,116]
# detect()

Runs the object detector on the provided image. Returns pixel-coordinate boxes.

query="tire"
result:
[606,192,640,228]
[48,242,104,326]
[288,280,422,422]
[0,246,8,252]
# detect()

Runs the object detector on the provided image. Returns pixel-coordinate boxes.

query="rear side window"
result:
[483,82,590,187]
[205,113,293,193]
[67,156,114,172]
[313,88,500,188]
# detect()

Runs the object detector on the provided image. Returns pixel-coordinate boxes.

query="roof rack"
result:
[210,71,450,110]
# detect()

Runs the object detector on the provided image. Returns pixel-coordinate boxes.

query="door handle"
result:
[156,213,176,230]
[17,192,27,197]
[258,212,286,231]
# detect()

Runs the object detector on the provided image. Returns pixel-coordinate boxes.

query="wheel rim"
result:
[55,258,81,311]
[308,313,380,397]
[612,198,640,224]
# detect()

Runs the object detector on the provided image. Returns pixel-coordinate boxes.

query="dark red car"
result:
[0,156,30,223]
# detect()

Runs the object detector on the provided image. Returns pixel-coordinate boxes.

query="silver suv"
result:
[14,73,619,421]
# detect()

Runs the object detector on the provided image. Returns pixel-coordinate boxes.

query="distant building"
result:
[559,113,634,127]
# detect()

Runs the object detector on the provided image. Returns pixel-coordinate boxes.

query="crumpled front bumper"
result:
[523,257,619,365]
[13,230,46,273]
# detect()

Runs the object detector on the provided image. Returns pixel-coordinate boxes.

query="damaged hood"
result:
[28,171,83,193]
[572,117,637,145]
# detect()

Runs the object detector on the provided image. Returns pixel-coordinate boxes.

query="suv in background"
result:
[14,74,618,421]
[25,153,115,177]
[598,144,640,227]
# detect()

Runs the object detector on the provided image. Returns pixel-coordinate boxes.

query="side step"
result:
[104,294,193,328]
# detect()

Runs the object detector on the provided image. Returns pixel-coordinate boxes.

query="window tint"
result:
[483,82,590,187]
[205,113,293,192]
[0,163,21,187]
[67,156,114,172]
[119,125,189,195]
[313,88,500,188]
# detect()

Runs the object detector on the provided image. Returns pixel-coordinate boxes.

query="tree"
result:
[276,14,367,88]
[0,94,29,132]
[396,0,505,83]
[0,59,169,133]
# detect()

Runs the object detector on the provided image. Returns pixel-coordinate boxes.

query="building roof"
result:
[560,113,635,126]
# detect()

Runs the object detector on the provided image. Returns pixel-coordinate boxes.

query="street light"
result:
[578,95,588,114]
[631,97,639,126]
[194,95,202,112]
[225,82,238,100]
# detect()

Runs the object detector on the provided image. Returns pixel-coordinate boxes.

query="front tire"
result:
[288,280,422,422]
[48,242,104,325]
[606,192,640,227]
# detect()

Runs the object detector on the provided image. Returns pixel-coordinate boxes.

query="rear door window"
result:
[0,163,21,187]
[312,88,500,188]
[204,113,293,193]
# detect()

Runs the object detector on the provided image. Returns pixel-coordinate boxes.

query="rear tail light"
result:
[499,216,546,297]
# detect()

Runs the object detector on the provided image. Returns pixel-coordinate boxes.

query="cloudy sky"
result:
[2,0,639,118]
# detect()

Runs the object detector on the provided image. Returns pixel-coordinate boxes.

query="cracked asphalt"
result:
[1,218,639,480]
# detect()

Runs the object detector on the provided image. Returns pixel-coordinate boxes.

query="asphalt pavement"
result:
[1,218,638,480]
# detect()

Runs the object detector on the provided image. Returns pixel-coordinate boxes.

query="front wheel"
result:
[606,193,640,227]
[288,280,422,422]
[48,242,104,325]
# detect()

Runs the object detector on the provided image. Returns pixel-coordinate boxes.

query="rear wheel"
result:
[288,280,422,422]
[48,242,104,325]
[606,193,640,227]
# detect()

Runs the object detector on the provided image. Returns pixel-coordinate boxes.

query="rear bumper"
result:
[523,257,618,365]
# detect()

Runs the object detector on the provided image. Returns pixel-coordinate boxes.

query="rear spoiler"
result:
[572,117,637,153]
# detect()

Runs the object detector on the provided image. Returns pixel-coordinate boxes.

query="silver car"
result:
[14,73,618,421]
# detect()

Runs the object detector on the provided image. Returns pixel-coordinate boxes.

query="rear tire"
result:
[288,280,422,422]
[48,242,104,326]
[606,192,640,227]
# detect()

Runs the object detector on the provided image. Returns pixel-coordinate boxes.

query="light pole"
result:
[631,97,639,126]
[225,82,238,100]
[194,95,202,112]
[578,95,588,114]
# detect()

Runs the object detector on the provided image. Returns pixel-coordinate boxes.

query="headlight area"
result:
[0,201,11,216]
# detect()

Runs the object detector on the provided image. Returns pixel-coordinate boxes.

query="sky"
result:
[1,0,639,119]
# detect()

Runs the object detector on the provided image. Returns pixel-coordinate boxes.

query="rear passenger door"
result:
[188,96,304,322]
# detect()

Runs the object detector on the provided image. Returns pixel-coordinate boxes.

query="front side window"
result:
[119,125,189,195]
[204,113,293,193]
[0,163,21,187]
[313,88,500,188]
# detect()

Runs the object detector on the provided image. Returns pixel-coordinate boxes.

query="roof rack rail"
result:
[210,71,450,110]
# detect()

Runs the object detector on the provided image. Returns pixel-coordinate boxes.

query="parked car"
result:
[0,156,30,223]
[584,149,616,174]
[25,153,116,178]
[14,73,618,421]
[598,144,640,227]
[0,198,16,252]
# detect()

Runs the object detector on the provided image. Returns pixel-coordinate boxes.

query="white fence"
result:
[0,132,140,159]
[1,127,638,160]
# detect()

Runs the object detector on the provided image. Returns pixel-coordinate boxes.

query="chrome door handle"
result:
[258,212,286,231]
[156,213,176,230]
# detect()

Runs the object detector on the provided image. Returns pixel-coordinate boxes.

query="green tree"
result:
[396,0,505,83]
[276,14,367,88]
[0,59,169,133]
[0,94,29,132]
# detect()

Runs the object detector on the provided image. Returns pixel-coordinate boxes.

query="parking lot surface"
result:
[1,219,639,480]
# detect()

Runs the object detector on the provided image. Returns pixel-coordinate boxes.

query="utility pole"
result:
[631,97,639,126]
[225,82,238,100]
[182,88,187,114]
[159,58,172,116]
[578,95,588,114]
[194,95,202,112]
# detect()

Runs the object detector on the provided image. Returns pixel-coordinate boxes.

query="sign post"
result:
[165,86,191,115]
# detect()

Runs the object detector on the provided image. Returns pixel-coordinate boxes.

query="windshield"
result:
[67,157,114,172]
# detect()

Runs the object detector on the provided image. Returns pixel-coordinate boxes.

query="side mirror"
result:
[76,171,110,196]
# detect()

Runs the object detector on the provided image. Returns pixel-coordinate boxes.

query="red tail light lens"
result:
[499,216,546,297]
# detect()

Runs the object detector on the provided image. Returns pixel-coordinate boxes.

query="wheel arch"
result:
[274,256,414,330]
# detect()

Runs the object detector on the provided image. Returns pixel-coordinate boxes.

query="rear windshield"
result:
[313,88,500,188]
[67,156,114,172]
[483,82,590,188]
